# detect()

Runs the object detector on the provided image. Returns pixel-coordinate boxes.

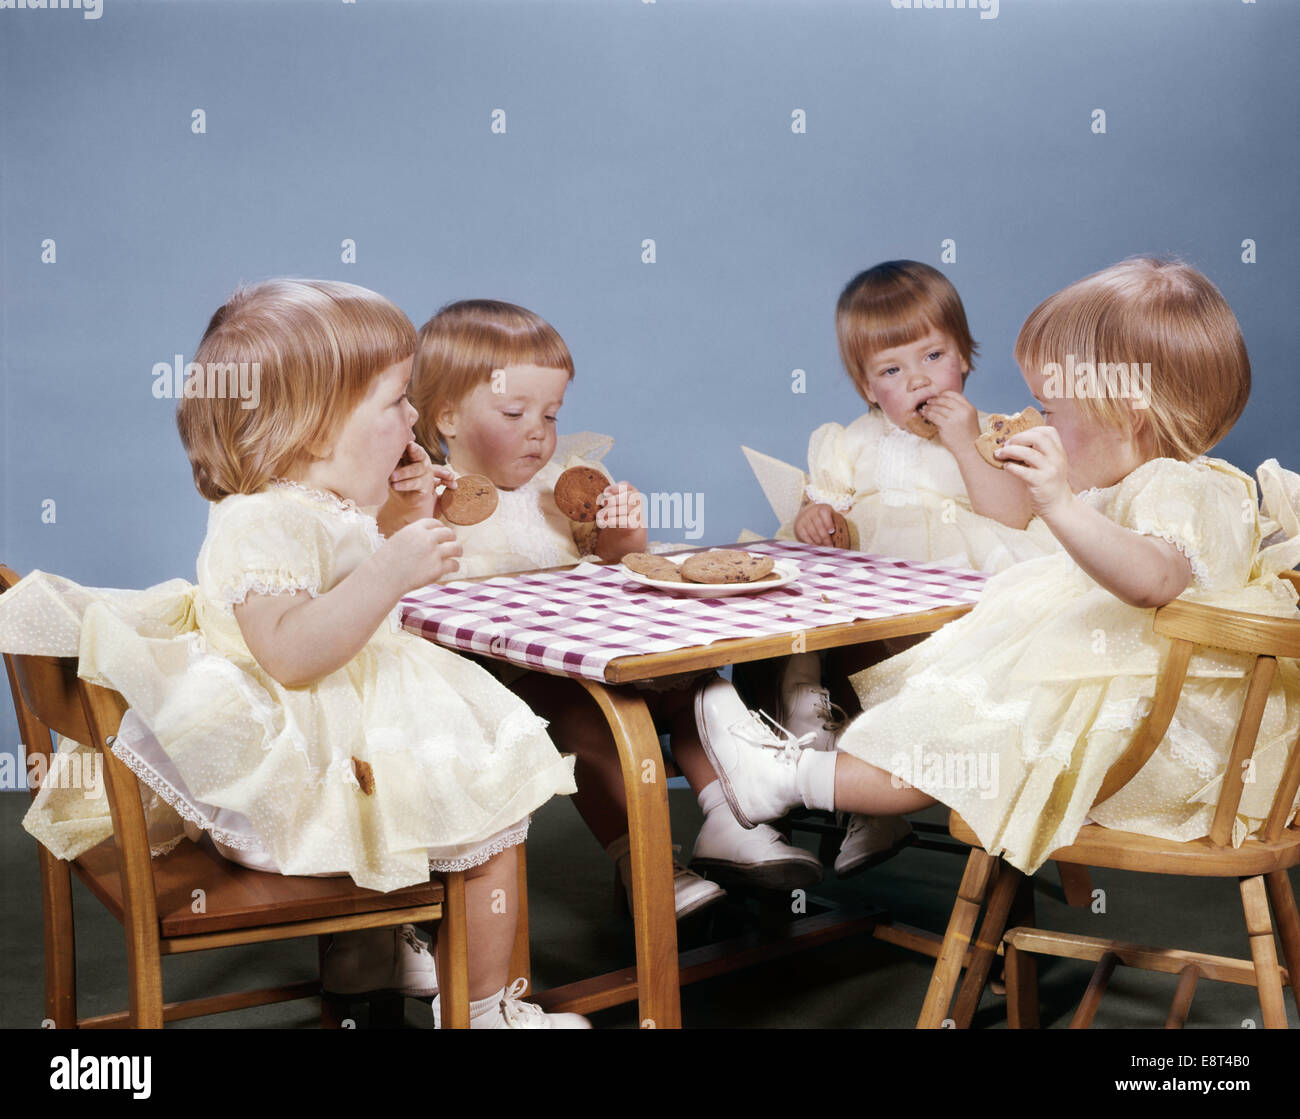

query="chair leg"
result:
[317,935,349,1029]
[918,849,996,1028]
[1264,869,1300,1020]
[1165,964,1200,1029]
[1070,951,1119,1029]
[439,872,471,1029]
[949,862,1024,1027]
[1004,941,1039,1029]
[1240,874,1287,1029]
[41,850,78,1028]
[1057,862,1094,908]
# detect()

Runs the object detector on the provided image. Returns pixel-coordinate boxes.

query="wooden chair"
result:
[1,565,486,1029]
[918,572,1300,1029]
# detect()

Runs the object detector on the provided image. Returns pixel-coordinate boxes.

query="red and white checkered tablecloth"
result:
[400,540,987,682]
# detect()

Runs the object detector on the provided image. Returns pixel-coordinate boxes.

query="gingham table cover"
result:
[400,540,988,682]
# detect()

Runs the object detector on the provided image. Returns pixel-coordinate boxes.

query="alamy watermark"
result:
[889,745,999,800]
[1041,355,1152,408]
[152,354,261,409]
[1,0,102,18]
[890,0,998,20]
[597,488,705,539]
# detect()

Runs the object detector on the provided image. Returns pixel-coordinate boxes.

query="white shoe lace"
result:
[727,709,816,764]
[398,924,431,957]
[812,691,848,733]
[500,977,550,1028]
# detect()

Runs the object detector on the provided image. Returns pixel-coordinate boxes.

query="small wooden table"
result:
[402,541,985,1027]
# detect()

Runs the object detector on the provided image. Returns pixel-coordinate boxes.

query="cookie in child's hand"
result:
[622,553,684,582]
[352,757,376,796]
[554,466,608,523]
[681,549,775,584]
[975,407,1045,469]
[905,410,939,440]
[440,474,498,525]
[572,520,601,557]
[829,511,855,550]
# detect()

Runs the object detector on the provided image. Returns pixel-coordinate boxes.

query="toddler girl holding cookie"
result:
[753,260,1048,874]
[2,280,587,1028]
[410,299,824,916]
[709,258,1300,879]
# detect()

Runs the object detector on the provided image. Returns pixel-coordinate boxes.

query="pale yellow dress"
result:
[836,457,1300,875]
[775,410,1051,573]
[440,433,613,580]
[2,481,576,891]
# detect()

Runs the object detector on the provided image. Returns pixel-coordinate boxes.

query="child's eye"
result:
[878,366,899,377]
[502,411,523,419]
[544,415,558,423]
[927,351,943,361]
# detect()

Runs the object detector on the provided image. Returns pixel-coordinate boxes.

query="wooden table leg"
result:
[578,680,681,1029]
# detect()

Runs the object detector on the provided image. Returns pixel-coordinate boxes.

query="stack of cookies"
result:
[622,549,777,585]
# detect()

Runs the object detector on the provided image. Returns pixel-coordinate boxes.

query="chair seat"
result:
[74,836,443,939]
[949,813,1300,877]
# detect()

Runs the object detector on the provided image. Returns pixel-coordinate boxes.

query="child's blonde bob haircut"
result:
[836,261,978,404]
[411,300,574,465]
[177,279,416,501]
[1014,258,1250,462]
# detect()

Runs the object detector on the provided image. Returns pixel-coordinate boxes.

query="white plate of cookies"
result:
[619,550,799,596]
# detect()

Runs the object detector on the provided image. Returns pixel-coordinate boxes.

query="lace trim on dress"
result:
[491,474,583,570]
[268,478,385,553]
[427,819,529,873]
[1130,521,1212,587]
[109,739,264,853]
[220,574,322,609]
[1165,713,1225,782]
[803,484,855,513]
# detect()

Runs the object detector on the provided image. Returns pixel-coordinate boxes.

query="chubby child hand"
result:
[379,518,463,592]
[998,426,1074,520]
[377,442,449,534]
[795,501,838,546]
[921,391,982,456]
[594,481,648,559]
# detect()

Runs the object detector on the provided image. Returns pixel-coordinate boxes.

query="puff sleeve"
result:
[1107,459,1258,591]
[805,423,857,510]
[198,494,331,610]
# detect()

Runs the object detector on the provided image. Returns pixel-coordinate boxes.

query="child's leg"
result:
[832,754,936,816]
[433,844,590,1028]
[435,846,518,1001]
[509,673,725,917]
[509,673,628,847]
[665,680,823,889]
[694,675,936,827]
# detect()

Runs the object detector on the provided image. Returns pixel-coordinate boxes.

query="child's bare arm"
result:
[234,520,462,687]
[923,392,1033,528]
[1000,428,1191,607]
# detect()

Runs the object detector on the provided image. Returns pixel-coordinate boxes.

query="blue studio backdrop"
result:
[2,0,1297,774]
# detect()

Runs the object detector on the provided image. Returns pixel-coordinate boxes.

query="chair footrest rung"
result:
[1005,926,1289,988]
[79,980,324,1028]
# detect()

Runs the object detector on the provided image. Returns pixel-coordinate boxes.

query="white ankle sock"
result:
[796,750,837,813]
[697,779,727,816]
[432,987,508,1029]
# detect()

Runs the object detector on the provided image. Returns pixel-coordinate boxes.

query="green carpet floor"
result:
[2,789,1296,1030]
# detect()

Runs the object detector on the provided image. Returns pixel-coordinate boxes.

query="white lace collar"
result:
[266,478,383,548]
